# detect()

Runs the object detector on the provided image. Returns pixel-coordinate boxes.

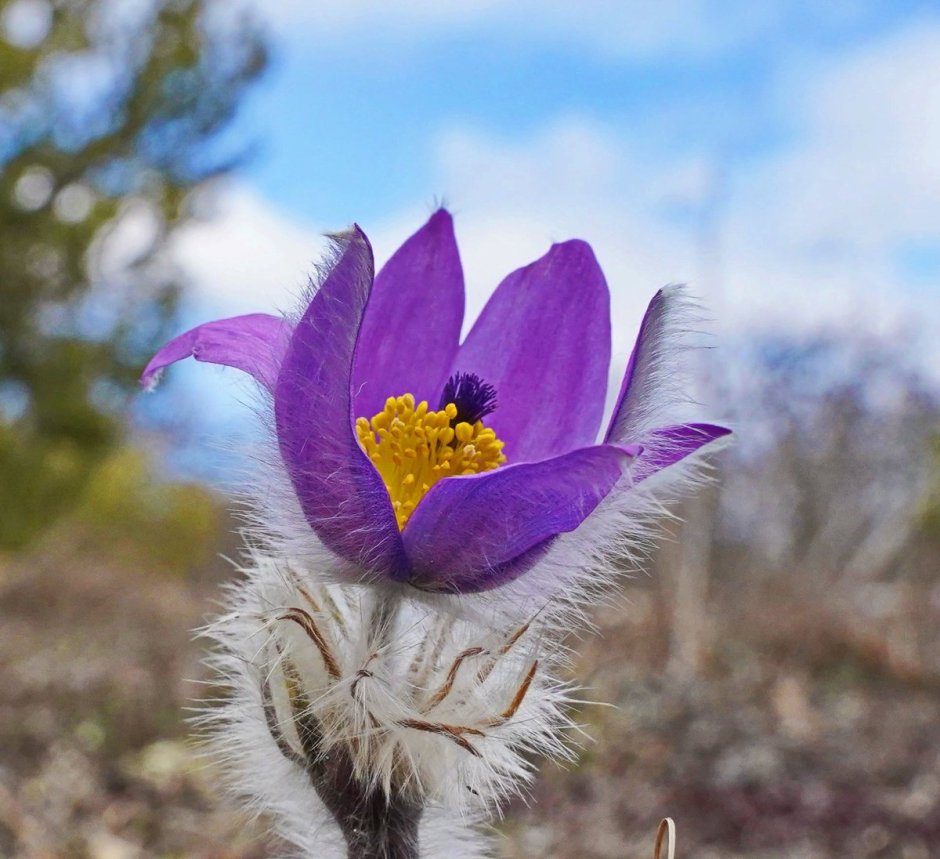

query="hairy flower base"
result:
[201,554,574,858]
[356,393,506,529]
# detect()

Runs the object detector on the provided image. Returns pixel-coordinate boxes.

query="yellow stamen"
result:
[356,393,506,530]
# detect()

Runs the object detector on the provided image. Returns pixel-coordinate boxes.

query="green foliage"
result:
[920,434,940,541]
[75,445,220,571]
[0,0,266,548]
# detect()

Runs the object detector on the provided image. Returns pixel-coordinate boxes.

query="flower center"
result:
[355,380,506,530]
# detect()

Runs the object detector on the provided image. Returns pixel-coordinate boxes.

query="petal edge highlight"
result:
[140,313,291,392]
[606,286,680,444]
[633,422,731,481]
[275,228,409,581]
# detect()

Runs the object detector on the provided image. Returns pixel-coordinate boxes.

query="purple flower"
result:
[142,210,729,593]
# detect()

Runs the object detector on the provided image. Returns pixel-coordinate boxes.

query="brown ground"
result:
[1,519,938,858]
[0,521,274,858]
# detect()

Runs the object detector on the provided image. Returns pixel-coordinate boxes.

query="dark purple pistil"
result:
[439,371,498,425]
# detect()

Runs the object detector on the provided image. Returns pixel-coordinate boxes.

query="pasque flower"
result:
[143,209,729,595]
[145,210,729,858]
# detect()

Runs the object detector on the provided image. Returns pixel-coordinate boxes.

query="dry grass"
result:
[1,518,938,858]
[0,521,273,858]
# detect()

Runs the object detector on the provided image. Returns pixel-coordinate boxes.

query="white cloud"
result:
[398,119,701,356]
[170,185,328,317]
[717,22,940,344]
[735,23,940,250]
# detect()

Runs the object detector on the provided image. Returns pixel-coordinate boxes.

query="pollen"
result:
[356,393,506,530]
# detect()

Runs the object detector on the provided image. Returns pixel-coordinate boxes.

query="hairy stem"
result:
[285,686,422,858]
[309,742,422,859]
[276,593,423,859]
[265,591,421,857]
[339,785,422,859]
[336,592,422,857]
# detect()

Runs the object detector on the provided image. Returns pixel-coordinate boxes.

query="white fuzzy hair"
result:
[197,554,573,857]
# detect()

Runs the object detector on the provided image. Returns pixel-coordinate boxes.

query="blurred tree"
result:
[714,334,940,582]
[0,0,266,548]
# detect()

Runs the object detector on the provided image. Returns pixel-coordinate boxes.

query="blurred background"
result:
[1,0,939,856]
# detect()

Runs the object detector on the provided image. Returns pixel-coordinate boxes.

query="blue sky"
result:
[237,32,774,224]
[142,0,940,474]
[235,0,936,226]
[174,0,940,329]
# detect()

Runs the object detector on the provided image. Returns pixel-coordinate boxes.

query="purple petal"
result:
[453,240,611,464]
[606,286,677,444]
[633,423,731,481]
[275,227,409,580]
[140,313,291,392]
[402,444,635,593]
[352,209,464,420]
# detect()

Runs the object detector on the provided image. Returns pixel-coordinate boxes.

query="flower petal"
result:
[140,313,291,392]
[275,227,409,580]
[633,422,731,481]
[606,286,678,443]
[453,240,611,463]
[352,208,465,420]
[605,289,731,474]
[402,444,635,593]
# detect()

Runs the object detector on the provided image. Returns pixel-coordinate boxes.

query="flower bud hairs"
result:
[142,210,729,858]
